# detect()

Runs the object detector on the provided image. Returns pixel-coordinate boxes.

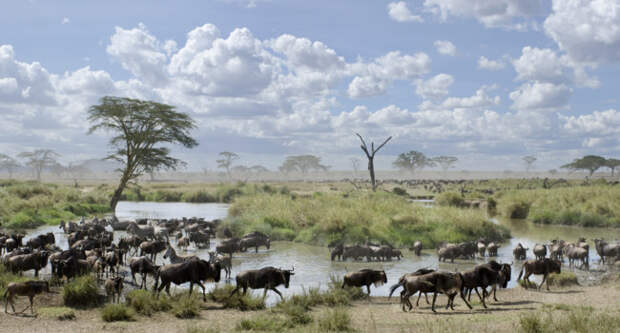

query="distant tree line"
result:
[562,155,620,177]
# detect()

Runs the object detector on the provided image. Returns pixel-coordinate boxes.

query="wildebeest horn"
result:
[291,266,294,272]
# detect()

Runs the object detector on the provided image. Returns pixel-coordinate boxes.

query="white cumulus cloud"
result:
[434,40,456,56]
[388,1,423,22]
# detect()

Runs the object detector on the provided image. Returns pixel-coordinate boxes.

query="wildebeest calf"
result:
[105,276,124,303]
[3,280,50,314]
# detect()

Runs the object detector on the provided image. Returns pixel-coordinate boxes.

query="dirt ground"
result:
[1,280,619,333]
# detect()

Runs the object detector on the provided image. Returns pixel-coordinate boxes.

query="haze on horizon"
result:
[1,0,620,173]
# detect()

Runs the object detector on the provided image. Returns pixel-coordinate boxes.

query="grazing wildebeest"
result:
[410,241,423,256]
[517,258,561,291]
[7,251,49,277]
[437,245,461,263]
[156,259,222,301]
[594,239,620,264]
[564,244,589,270]
[342,269,387,296]
[105,276,124,303]
[230,266,295,300]
[342,245,373,261]
[163,244,197,264]
[239,234,271,253]
[513,243,528,260]
[208,251,232,279]
[400,271,472,313]
[26,233,55,249]
[388,268,435,306]
[533,244,547,260]
[3,280,50,314]
[129,256,160,290]
[139,240,167,262]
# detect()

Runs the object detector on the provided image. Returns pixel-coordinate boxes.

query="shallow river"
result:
[24,201,620,305]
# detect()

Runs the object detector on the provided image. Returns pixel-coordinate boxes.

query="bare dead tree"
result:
[355,133,392,192]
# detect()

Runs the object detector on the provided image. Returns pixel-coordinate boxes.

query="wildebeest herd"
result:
[0,215,619,315]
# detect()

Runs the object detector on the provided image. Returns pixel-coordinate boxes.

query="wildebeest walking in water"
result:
[518,258,561,291]
[230,266,295,300]
[4,280,50,315]
[342,269,387,296]
[155,259,222,301]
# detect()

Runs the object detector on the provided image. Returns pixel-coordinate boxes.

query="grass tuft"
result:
[318,307,354,332]
[101,304,135,322]
[548,272,579,287]
[63,276,101,308]
[209,284,266,311]
[125,289,171,316]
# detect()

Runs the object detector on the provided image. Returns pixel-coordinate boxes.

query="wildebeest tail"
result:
[388,281,403,299]
[517,265,524,281]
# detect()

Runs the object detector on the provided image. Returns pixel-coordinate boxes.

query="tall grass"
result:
[496,185,620,227]
[101,304,135,322]
[224,190,510,247]
[519,306,620,333]
[0,180,110,230]
[63,275,101,308]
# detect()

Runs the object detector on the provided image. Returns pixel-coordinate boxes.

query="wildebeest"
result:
[461,263,509,308]
[373,246,402,261]
[163,244,197,264]
[458,242,477,259]
[564,243,589,270]
[3,280,50,314]
[127,223,155,240]
[594,239,620,264]
[139,240,167,262]
[49,248,86,277]
[513,243,528,260]
[177,237,190,251]
[400,271,472,312]
[188,231,211,249]
[517,258,561,291]
[7,251,49,277]
[56,256,90,280]
[342,269,387,295]
[208,251,232,279]
[216,238,245,257]
[230,266,295,299]
[477,241,486,257]
[342,245,373,261]
[26,233,55,249]
[129,256,160,290]
[239,234,271,253]
[549,240,565,262]
[410,241,422,256]
[105,276,124,303]
[486,242,499,257]
[156,259,222,301]
[388,268,435,306]
[330,243,344,261]
[533,244,547,260]
[437,244,461,263]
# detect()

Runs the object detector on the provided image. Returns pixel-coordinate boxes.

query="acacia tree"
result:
[18,149,60,181]
[356,133,392,191]
[0,154,20,179]
[393,151,434,175]
[88,96,197,210]
[216,152,239,180]
[432,156,458,176]
[523,155,537,173]
[561,155,606,177]
[605,158,620,177]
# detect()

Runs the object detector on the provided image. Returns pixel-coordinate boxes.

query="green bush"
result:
[435,192,465,207]
[392,187,408,196]
[63,276,100,308]
[547,272,579,287]
[209,284,265,311]
[505,201,531,219]
[171,294,201,319]
[101,304,135,322]
[318,307,353,332]
[236,314,292,332]
[125,289,171,316]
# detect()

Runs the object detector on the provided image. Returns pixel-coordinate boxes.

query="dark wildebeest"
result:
[188,231,211,249]
[461,263,510,308]
[594,239,620,264]
[330,243,344,261]
[517,258,561,291]
[49,248,85,277]
[230,266,295,300]
[513,243,528,260]
[400,271,472,312]
[239,234,271,253]
[7,251,49,277]
[374,246,402,261]
[437,245,461,263]
[163,244,198,264]
[388,268,435,306]
[129,256,160,290]
[342,245,373,261]
[486,242,499,257]
[549,240,565,262]
[139,240,167,262]
[216,238,245,257]
[3,280,50,314]
[177,237,190,251]
[477,241,486,257]
[342,269,387,296]
[26,233,55,249]
[56,256,90,280]
[208,251,232,279]
[564,243,589,270]
[458,242,477,259]
[156,259,222,301]
[410,241,423,256]
[105,276,124,303]
[533,244,547,260]
[127,223,155,240]
[59,220,79,234]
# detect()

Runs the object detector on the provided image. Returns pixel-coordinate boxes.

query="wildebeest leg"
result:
[189,282,194,297]
[271,287,283,300]
[255,246,258,253]
[415,291,422,306]
[431,292,438,312]
[460,289,472,309]
[492,285,498,302]
[195,281,207,302]
[229,286,240,297]
[366,284,371,296]
[539,274,547,290]
[263,287,268,299]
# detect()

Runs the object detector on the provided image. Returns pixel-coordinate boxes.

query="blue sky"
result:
[1,0,620,172]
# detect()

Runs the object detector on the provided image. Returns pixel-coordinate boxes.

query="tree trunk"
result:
[110,177,129,211]
[368,158,376,191]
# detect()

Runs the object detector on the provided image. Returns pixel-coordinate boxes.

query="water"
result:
[24,201,620,305]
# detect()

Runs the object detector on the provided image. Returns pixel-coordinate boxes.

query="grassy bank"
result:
[496,185,620,227]
[0,180,110,230]
[224,189,510,247]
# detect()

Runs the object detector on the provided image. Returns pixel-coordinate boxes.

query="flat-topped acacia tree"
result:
[87,96,198,210]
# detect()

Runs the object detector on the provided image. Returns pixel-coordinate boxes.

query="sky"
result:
[2,0,620,172]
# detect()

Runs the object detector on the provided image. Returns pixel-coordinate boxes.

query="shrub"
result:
[280,304,312,325]
[392,187,408,196]
[435,192,465,207]
[505,201,531,219]
[125,289,171,316]
[209,284,265,311]
[236,314,292,332]
[547,272,579,287]
[318,307,353,332]
[63,276,101,308]
[171,294,201,319]
[101,304,135,322]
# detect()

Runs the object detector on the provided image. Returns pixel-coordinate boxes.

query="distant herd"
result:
[0,215,619,315]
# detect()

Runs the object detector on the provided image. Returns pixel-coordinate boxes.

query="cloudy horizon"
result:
[2,0,620,172]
